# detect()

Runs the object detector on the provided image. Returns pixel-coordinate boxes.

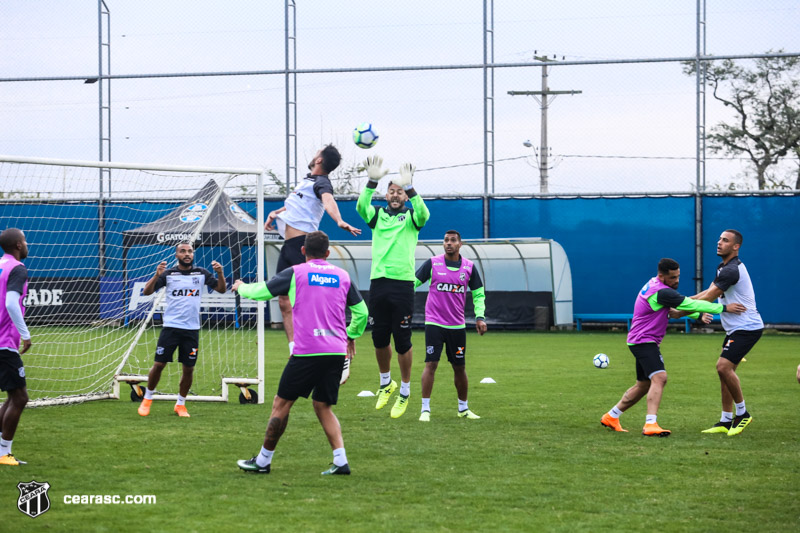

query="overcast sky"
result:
[2,1,799,195]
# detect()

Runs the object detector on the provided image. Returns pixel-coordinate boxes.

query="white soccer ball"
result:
[353,122,379,149]
[593,353,610,369]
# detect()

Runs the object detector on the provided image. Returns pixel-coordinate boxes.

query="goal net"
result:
[0,155,267,406]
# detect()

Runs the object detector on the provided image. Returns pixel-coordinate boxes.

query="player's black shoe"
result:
[321,463,351,475]
[727,411,753,436]
[237,456,271,473]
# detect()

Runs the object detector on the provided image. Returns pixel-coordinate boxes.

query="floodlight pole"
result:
[694,0,708,295]
[97,0,111,276]
[285,1,298,189]
[509,56,581,194]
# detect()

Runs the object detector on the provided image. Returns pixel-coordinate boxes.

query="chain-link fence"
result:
[2,1,799,196]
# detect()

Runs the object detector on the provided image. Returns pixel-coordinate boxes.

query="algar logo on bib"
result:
[308,272,340,288]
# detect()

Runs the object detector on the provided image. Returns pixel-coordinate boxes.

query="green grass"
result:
[1,330,799,532]
[24,325,260,400]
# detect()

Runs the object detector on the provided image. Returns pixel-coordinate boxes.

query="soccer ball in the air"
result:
[593,353,610,369]
[353,123,379,149]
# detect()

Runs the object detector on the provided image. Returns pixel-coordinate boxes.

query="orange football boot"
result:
[642,422,671,437]
[138,398,152,417]
[601,413,628,432]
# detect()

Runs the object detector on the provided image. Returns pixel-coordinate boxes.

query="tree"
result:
[236,165,362,197]
[328,161,363,195]
[684,53,800,190]
[793,146,800,190]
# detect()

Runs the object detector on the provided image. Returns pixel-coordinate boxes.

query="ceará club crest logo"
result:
[17,480,51,518]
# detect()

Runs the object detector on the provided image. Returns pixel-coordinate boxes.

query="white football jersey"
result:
[714,257,763,334]
[154,267,217,330]
[276,175,333,237]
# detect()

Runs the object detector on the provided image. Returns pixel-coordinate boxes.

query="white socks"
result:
[608,406,623,419]
[176,395,186,406]
[333,447,348,467]
[735,401,746,416]
[421,398,431,412]
[720,411,733,423]
[399,381,410,397]
[144,388,154,400]
[458,399,468,412]
[256,447,274,468]
[645,414,657,424]
[0,438,12,456]
[379,372,391,387]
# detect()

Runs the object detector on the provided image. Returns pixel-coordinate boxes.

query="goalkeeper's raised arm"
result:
[355,157,430,282]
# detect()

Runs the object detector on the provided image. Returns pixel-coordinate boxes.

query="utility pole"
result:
[509,55,581,193]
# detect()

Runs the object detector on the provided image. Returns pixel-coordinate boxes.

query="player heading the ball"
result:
[265,144,362,357]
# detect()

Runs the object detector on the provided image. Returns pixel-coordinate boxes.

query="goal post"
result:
[0,154,268,406]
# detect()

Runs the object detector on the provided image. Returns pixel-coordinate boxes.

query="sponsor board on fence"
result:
[24,277,99,325]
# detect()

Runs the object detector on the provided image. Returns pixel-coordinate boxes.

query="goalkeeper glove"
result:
[393,163,416,188]
[364,155,389,182]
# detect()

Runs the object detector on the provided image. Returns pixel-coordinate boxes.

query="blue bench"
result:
[574,313,693,333]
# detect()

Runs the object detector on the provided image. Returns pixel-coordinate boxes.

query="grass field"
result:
[24,325,260,400]
[1,329,799,532]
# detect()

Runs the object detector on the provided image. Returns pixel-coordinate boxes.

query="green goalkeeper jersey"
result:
[356,183,430,281]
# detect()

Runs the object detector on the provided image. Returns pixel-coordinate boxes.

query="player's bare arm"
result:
[20,338,32,355]
[321,192,362,236]
[692,282,724,301]
[212,260,226,293]
[142,260,167,296]
[265,207,287,231]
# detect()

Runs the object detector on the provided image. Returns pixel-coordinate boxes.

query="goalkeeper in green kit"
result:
[356,156,430,418]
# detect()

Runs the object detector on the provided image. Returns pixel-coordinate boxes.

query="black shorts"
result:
[368,278,415,354]
[155,327,200,367]
[0,349,26,392]
[720,328,763,365]
[276,235,306,273]
[629,343,666,382]
[277,355,345,405]
[425,325,467,366]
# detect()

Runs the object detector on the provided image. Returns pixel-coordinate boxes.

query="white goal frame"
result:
[0,154,267,406]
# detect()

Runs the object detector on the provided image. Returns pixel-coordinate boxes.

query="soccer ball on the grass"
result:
[353,122,379,149]
[593,353,610,369]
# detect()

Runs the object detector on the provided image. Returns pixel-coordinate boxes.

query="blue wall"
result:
[1,194,797,323]
[316,198,485,242]
[490,197,697,315]
[700,195,798,326]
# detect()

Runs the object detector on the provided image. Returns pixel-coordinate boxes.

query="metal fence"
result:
[2,1,799,197]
